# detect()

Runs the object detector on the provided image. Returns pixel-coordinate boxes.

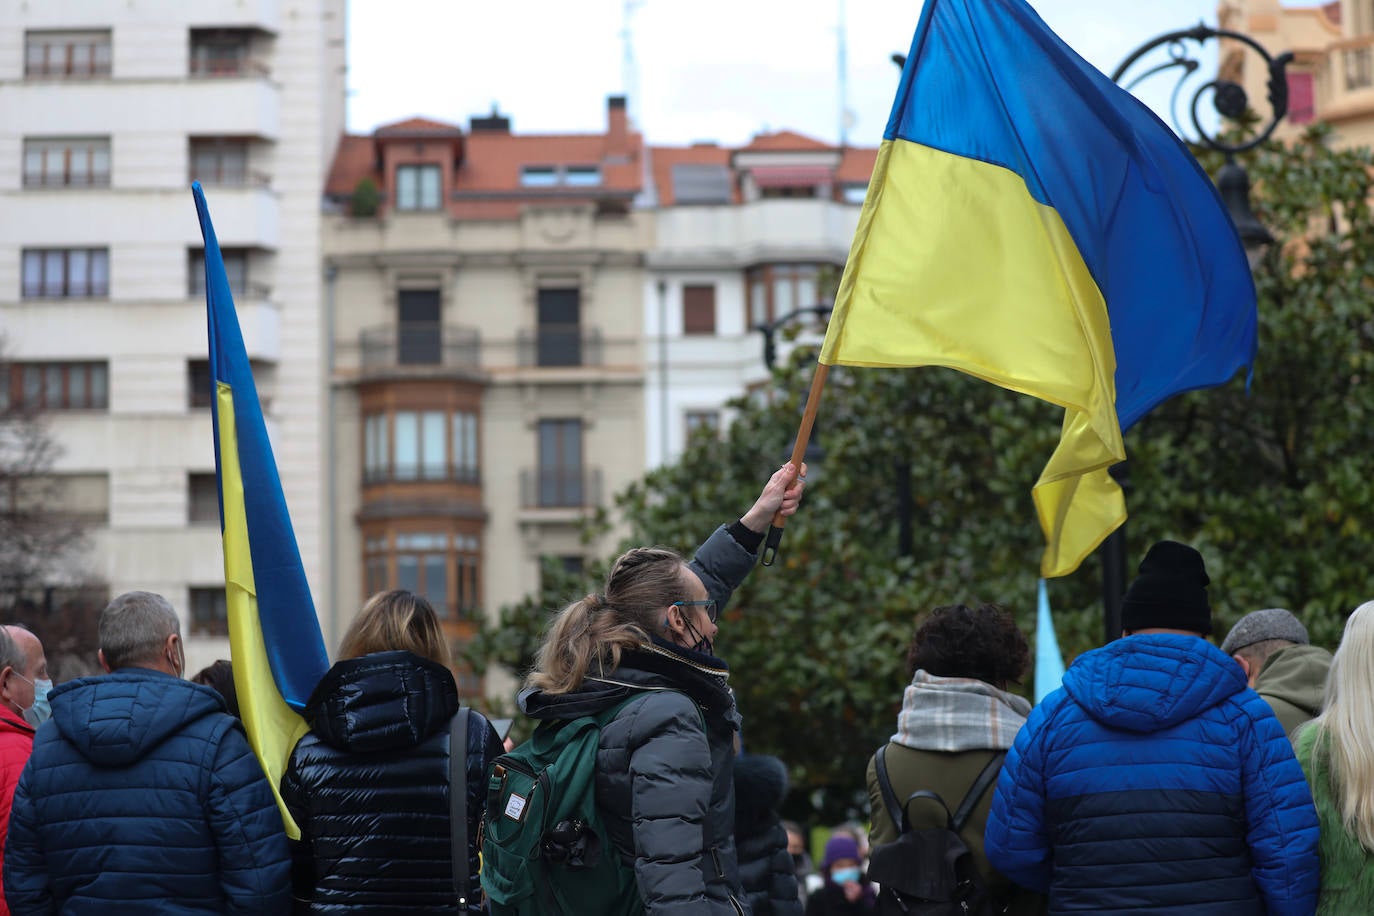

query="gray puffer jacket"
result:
[519,523,759,916]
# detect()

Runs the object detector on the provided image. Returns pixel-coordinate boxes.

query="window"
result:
[397,289,441,364]
[841,183,869,205]
[24,138,110,188]
[189,248,250,299]
[538,419,583,507]
[365,409,480,483]
[6,362,108,410]
[188,473,219,524]
[564,166,601,187]
[745,264,824,325]
[25,30,112,79]
[395,164,442,211]
[395,533,450,618]
[364,536,388,598]
[520,166,558,187]
[22,248,109,298]
[536,288,581,367]
[190,139,250,185]
[670,164,732,205]
[1287,72,1315,126]
[190,30,260,77]
[685,410,721,441]
[190,587,228,637]
[187,360,213,409]
[682,285,717,335]
[456,533,481,618]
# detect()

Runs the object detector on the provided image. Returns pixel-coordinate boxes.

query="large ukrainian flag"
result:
[193,183,329,837]
[822,0,1257,577]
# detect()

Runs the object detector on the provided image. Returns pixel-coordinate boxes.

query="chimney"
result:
[470,104,511,133]
[607,95,629,153]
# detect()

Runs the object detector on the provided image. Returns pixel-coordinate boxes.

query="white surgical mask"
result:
[14,673,52,728]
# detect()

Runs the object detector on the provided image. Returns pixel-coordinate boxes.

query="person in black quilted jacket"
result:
[281,590,502,914]
[520,462,806,915]
[733,754,803,916]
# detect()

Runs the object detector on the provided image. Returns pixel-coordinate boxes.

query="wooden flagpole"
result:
[761,363,830,566]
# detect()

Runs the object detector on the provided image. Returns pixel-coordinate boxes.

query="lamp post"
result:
[1100,25,1288,641]
[755,305,832,482]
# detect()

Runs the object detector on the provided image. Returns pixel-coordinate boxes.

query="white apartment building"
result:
[644,133,874,467]
[0,0,345,671]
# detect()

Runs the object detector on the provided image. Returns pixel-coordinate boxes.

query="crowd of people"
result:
[0,463,1367,914]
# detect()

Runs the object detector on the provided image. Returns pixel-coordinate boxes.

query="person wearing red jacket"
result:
[0,625,48,916]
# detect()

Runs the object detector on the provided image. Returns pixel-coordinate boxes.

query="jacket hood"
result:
[1061,633,1246,733]
[520,637,733,722]
[49,669,227,766]
[733,754,789,827]
[1256,644,1333,719]
[305,650,457,753]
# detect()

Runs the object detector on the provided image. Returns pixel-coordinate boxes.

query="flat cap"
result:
[1220,607,1309,656]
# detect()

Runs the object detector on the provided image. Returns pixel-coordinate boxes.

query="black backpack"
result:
[867,745,1005,916]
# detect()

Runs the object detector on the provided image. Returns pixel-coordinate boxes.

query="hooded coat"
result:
[733,755,802,916]
[281,650,502,915]
[518,522,759,916]
[1253,643,1333,740]
[985,633,1320,915]
[3,668,291,915]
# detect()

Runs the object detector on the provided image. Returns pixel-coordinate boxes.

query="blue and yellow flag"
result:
[193,182,329,838]
[821,0,1257,576]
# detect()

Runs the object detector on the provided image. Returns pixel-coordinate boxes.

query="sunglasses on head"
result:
[672,598,718,624]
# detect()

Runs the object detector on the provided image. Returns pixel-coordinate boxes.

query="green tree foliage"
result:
[350,176,379,218]
[467,127,1374,820]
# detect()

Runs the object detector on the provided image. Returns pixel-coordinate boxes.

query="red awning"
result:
[750,166,834,188]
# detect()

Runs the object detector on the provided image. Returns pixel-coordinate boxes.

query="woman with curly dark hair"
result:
[865,603,1043,915]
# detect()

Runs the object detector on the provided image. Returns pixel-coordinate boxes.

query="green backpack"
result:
[481,694,649,916]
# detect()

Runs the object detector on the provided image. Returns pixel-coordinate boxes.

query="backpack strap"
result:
[951,751,1006,833]
[873,744,906,834]
[450,706,469,907]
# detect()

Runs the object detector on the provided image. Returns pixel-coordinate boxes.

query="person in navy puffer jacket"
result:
[985,541,1319,916]
[4,591,291,915]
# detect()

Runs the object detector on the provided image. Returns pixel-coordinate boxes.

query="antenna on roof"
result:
[838,0,852,147]
[622,0,646,129]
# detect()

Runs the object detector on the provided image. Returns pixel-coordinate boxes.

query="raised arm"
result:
[689,463,806,610]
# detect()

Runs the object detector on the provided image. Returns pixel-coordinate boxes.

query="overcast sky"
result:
[347,0,1325,147]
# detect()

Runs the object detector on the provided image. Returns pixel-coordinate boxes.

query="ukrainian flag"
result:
[193,183,329,837]
[822,0,1257,577]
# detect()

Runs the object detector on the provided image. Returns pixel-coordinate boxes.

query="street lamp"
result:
[755,305,834,372]
[1100,25,1289,641]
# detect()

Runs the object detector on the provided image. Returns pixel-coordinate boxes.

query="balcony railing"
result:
[25,59,111,79]
[363,465,481,486]
[1345,45,1374,91]
[188,166,271,188]
[190,56,271,78]
[359,323,481,374]
[516,325,604,367]
[520,467,602,509]
[22,172,111,189]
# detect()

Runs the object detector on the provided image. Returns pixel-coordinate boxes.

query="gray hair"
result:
[0,627,21,676]
[99,591,181,670]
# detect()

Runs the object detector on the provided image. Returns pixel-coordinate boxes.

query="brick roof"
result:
[835,146,879,185]
[649,144,735,206]
[739,130,834,152]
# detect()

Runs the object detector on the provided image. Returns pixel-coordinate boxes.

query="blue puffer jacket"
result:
[3,668,291,915]
[985,633,1319,915]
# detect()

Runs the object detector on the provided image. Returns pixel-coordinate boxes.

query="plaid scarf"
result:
[891,670,1032,752]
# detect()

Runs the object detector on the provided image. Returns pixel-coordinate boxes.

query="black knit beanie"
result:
[1120,540,1213,635]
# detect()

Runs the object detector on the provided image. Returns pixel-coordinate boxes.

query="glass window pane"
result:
[394,412,418,479]
[24,147,42,183]
[422,411,445,479]
[23,367,42,406]
[71,43,90,74]
[423,555,447,616]
[43,251,65,296]
[90,364,107,408]
[420,166,441,209]
[396,555,419,593]
[750,279,768,326]
[67,249,89,297]
[797,275,817,308]
[774,273,796,316]
[68,365,87,408]
[396,166,418,209]
[565,166,600,186]
[90,250,108,296]
[22,251,42,297]
[45,366,63,405]
[91,144,110,182]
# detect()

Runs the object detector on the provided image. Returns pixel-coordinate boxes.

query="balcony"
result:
[22,172,110,189]
[363,465,481,486]
[357,323,481,380]
[520,467,603,510]
[516,326,603,367]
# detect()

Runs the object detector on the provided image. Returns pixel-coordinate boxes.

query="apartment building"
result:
[1219,0,1374,145]
[0,1,345,671]
[322,97,649,693]
[645,132,877,467]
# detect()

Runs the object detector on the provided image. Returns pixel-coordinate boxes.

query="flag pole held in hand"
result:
[762,364,829,566]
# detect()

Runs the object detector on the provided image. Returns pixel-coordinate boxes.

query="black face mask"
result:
[682,616,713,657]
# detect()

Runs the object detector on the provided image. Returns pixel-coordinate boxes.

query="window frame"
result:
[24,30,112,79]
[395,163,443,211]
[4,362,109,411]
[21,248,109,299]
